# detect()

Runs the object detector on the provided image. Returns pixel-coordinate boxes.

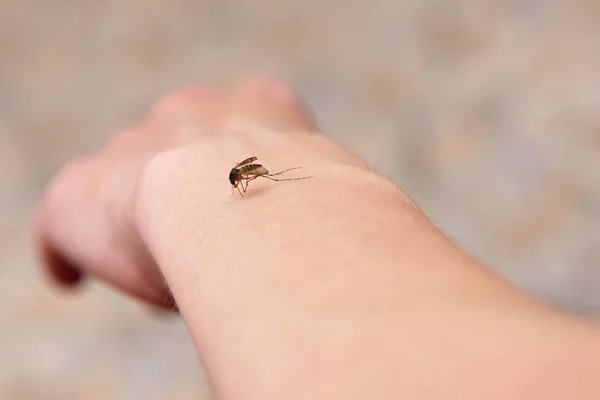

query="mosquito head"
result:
[229,168,238,185]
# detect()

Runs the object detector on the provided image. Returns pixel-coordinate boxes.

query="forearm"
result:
[135,143,600,399]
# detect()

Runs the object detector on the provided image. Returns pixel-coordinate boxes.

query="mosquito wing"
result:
[235,156,258,168]
[239,166,269,178]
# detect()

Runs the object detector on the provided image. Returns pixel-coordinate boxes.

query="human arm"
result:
[35,77,600,399]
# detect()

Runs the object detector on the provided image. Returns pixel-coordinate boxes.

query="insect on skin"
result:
[229,156,312,197]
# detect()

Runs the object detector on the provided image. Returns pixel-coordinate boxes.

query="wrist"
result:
[133,141,481,311]
[133,142,400,262]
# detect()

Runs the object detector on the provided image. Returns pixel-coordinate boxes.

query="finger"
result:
[33,156,104,287]
[225,76,319,134]
[34,206,84,287]
[38,238,84,286]
[36,183,177,307]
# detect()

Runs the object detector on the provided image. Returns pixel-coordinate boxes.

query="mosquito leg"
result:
[243,176,259,192]
[236,182,244,197]
[261,175,313,182]
[263,166,312,182]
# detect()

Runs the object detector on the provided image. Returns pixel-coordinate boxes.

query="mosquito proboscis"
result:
[229,156,312,197]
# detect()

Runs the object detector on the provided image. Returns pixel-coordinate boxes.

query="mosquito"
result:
[229,156,312,197]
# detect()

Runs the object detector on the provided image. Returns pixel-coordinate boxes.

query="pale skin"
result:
[35,77,600,399]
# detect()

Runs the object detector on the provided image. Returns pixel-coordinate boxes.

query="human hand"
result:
[34,77,366,310]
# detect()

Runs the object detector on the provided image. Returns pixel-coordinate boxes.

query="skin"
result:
[35,76,600,399]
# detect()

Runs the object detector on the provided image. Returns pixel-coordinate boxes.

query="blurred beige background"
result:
[2,0,600,398]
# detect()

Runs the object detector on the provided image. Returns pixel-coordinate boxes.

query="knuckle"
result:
[151,86,212,116]
[103,128,141,151]
[55,157,90,184]
[45,156,91,210]
[237,75,301,105]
